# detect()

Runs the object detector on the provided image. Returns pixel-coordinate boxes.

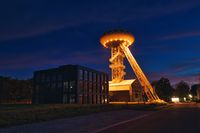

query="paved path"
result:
[0,110,151,133]
[97,103,200,133]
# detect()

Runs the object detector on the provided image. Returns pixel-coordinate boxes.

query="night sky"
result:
[0,0,200,85]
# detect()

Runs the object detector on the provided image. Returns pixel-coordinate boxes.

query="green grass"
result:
[0,103,167,128]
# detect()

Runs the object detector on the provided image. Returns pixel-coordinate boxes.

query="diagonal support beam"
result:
[120,42,160,101]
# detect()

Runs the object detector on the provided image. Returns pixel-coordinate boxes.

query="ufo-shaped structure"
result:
[100,29,162,103]
[100,30,135,48]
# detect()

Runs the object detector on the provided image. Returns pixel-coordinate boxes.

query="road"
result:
[0,109,151,133]
[1,103,199,133]
[96,103,200,133]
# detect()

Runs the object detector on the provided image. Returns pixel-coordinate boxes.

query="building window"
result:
[105,85,108,94]
[105,75,108,83]
[97,95,100,104]
[84,81,88,94]
[47,83,51,88]
[102,95,105,104]
[69,95,75,103]
[41,74,45,83]
[84,71,88,81]
[69,81,75,92]
[51,83,56,88]
[101,75,104,83]
[35,74,40,83]
[64,81,68,92]
[89,82,92,93]
[46,76,50,82]
[57,82,62,88]
[79,95,83,104]
[97,83,100,93]
[63,94,68,104]
[89,72,92,81]
[102,85,105,93]
[93,83,97,94]
[93,73,96,82]
[79,69,83,80]
[97,74,100,83]
[79,80,84,93]
[52,75,56,82]
[58,74,62,81]
[93,94,96,104]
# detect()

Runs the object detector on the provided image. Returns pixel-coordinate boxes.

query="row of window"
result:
[62,94,108,104]
[79,69,108,82]
[63,94,76,104]
[35,80,108,94]
[35,70,108,83]
[35,74,63,83]
[35,81,76,93]
[78,94,108,104]
[78,80,108,94]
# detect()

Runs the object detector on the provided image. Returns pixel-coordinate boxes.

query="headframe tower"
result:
[100,30,162,102]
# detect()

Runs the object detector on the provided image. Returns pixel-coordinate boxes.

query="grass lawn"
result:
[0,103,167,128]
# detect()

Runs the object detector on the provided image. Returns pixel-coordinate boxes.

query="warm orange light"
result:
[100,30,164,103]
[100,32,135,48]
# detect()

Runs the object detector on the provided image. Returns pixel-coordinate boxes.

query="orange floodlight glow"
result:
[100,32,135,48]
[100,29,164,103]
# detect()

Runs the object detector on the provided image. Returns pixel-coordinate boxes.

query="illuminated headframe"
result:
[101,30,134,83]
[100,30,162,102]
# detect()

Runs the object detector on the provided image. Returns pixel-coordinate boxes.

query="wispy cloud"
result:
[149,71,199,85]
[0,0,200,41]
[147,57,200,85]
[159,31,200,41]
[0,49,109,70]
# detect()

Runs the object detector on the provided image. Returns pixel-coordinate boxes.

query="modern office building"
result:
[32,65,109,104]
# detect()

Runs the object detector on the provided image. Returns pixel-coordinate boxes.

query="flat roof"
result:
[34,64,108,75]
[109,79,135,86]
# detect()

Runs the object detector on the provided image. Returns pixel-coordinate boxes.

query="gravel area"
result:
[0,110,151,133]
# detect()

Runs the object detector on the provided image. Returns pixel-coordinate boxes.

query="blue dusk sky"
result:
[0,0,200,85]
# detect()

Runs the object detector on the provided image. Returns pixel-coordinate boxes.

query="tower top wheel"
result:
[100,29,135,48]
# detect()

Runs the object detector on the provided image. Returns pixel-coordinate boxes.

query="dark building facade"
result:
[32,65,109,104]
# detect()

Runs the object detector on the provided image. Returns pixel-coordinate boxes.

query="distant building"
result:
[32,65,109,104]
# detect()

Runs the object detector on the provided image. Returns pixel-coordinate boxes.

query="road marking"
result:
[92,113,153,133]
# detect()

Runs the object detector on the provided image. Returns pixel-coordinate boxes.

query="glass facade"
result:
[77,70,108,104]
[33,65,109,104]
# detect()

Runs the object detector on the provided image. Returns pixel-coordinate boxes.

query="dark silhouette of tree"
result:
[174,81,190,100]
[0,76,32,104]
[190,84,200,96]
[152,77,174,101]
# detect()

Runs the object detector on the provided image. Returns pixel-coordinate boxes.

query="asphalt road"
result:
[96,103,200,133]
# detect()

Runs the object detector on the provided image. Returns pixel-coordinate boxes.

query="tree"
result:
[190,84,200,96]
[0,76,32,104]
[152,77,174,101]
[175,81,190,100]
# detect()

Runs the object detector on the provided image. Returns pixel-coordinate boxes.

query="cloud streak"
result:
[159,31,200,41]
[147,57,200,85]
[0,0,200,41]
[0,49,109,70]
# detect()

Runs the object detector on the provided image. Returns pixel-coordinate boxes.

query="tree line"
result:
[0,75,199,103]
[0,76,32,104]
[152,77,200,102]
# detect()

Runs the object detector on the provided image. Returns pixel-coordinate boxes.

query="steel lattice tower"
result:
[100,30,163,103]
